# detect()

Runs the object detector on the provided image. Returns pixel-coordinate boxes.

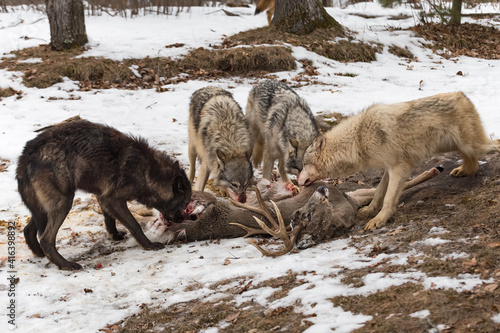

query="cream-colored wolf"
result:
[298,92,500,230]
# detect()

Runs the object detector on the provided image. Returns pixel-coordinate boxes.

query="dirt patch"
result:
[412,23,500,59]
[0,44,295,90]
[326,152,500,331]
[219,26,381,63]
[331,282,500,332]
[0,87,22,100]
[117,280,314,333]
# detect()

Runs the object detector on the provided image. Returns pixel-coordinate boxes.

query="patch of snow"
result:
[409,309,430,319]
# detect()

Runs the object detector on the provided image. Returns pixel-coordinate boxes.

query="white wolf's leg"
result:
[357,171,389,219]
[278,157,290,183]
[364,163,412,230]
[188,142,197,184]
[194,161,210,192]
[451,154,479,177]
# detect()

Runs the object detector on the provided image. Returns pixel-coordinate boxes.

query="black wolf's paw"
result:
[59,261,83,271]
[144,242,165,251]
[111,231,127,241]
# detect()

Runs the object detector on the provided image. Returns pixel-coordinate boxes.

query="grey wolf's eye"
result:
[231,182,239,188]
[307,212,312,221]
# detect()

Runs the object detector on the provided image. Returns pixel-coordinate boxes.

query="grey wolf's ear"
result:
[289,138,299,149]
[314,134,325,151]
[216,149,226,164]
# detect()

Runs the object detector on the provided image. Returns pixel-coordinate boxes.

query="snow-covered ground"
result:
[1,3,499,332]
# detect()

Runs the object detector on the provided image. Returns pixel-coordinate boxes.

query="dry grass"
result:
[331,283,500,333]
[119,297,313,332]
[388,44,414,59]
[412,22,500,59]
[0,45,295,89]
[221,26,381,63]
[0,87,21,99]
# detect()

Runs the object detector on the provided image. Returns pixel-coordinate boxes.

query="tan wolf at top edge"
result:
[298,92,500,231]
[255,0,275,26]
[188,86,253,203]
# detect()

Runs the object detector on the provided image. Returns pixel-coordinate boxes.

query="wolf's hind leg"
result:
[24,216,45,257]
[39,196,81,270]
[451,154,479,177]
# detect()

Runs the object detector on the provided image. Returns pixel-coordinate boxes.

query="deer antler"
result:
[229,186,302,257]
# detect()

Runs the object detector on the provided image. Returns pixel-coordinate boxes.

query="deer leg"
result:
[348,167,442,207]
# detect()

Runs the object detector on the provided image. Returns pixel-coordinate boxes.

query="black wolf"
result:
[16,120,191,270]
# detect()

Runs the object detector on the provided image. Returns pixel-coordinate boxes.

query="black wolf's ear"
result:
[173,160,180,172]
[173,174,189,194]
[289,138,299,150]
[216,149,226,164]
[314,135,325,152]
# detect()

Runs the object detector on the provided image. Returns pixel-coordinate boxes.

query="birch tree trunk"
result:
[46,0,88,50]
[272,0,342,35]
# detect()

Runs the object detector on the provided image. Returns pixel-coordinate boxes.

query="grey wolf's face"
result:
[215,156,253,203]
[298,135,324,186]
[291,186,335,249]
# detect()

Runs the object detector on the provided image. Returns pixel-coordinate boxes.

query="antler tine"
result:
[230,187,300,257]
[229,186,280,229]
[229,222,270,238]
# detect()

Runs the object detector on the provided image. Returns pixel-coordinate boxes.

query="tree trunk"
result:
[450,0,462,25]
[46,0,88,50]
[272,0,342,35]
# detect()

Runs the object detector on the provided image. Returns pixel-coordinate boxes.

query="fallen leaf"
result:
[224,311,241,322]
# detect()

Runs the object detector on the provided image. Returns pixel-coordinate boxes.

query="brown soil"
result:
[116,271,314,333]
[412,23,500,59]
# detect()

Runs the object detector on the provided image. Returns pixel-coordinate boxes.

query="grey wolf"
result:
[17,120,191,270]
[188,86,253,203]
[246,80,318,183]
[255,0,275,26]
[298,92,500,230]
